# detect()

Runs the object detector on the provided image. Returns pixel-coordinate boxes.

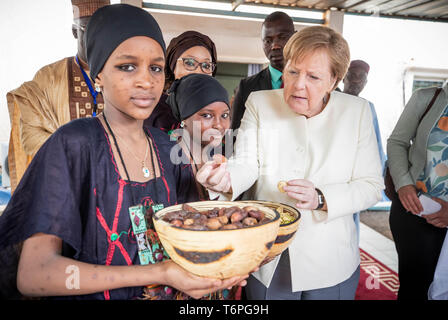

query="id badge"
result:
[129,203,165,265]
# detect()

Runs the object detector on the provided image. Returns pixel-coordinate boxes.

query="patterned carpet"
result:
[355,248,399,300]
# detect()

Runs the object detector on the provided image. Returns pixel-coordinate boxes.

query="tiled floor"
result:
[360,222,398,273]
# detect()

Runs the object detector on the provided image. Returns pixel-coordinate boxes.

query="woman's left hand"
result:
[423,198,448,228]
[283,179,319,210]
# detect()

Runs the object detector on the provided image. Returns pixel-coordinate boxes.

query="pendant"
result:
[142,166,150,178]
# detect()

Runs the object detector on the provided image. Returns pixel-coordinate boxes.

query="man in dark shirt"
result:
[230,11,295,131]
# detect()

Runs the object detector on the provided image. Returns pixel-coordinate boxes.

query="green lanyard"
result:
[129,204,164,265]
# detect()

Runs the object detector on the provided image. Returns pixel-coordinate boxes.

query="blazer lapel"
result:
[259,68,272,91]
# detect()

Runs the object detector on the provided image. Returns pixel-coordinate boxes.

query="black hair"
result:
[263,11,294,28]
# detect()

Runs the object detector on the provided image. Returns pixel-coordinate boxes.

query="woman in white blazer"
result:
[196,26,384,300]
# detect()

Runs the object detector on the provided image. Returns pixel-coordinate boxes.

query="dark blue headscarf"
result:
[86,4,166,81]
[166,74,229,122]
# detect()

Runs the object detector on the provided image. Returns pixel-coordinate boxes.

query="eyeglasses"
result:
[73,23,86,32]
[177,57,216,74]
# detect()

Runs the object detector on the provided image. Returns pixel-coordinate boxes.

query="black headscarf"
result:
[166,74,229,122]
[165,31,217,90]
[86,4,166,81]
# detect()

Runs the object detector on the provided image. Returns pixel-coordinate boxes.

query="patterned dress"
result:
[416,104,448,200]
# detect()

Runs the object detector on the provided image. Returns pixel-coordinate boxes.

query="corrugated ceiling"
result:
[219,0,448,22]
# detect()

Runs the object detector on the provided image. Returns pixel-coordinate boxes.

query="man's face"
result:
[343,66,368,96]
[261,19,295,71]
[72,16,91,63]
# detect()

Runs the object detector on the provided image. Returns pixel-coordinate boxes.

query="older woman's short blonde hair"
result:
[283,25,350,89]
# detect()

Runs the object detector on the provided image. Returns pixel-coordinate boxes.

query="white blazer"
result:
[212,89,384,291]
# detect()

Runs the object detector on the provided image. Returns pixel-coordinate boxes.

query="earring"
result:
[94,83,101,93]
[180,121,185,128]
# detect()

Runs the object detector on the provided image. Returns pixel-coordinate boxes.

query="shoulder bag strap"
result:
[419,87,443,124]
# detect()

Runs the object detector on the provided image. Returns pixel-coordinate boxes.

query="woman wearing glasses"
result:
[144,31,217,133]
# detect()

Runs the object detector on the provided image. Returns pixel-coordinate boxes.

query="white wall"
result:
[342,14,448,149]
[0,0,77,143]
[151,11,268,64]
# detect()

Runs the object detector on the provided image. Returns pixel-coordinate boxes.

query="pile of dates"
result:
[162,204,271,231]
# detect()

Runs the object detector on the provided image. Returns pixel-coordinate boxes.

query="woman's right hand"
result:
[196,160,232,194]
[160,260,247,299]
[397,184,423,215]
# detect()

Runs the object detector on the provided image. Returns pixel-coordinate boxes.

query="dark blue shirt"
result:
[0,117,198,300]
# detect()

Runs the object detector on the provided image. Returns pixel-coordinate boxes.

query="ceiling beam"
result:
[142,2,325,24]
[232,0,245,11]
[120,0,142,7]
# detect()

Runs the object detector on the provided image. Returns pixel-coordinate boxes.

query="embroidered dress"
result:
[0,118,198,300]
[416,105,448,200]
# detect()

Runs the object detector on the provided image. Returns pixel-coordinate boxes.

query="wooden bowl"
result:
[241,201,301,259]
[153,200,280,279]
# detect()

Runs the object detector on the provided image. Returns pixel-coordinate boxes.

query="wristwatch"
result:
[315,188,326,210]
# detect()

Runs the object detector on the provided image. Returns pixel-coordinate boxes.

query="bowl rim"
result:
[153,200,280,232]
[238,200,301,227]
